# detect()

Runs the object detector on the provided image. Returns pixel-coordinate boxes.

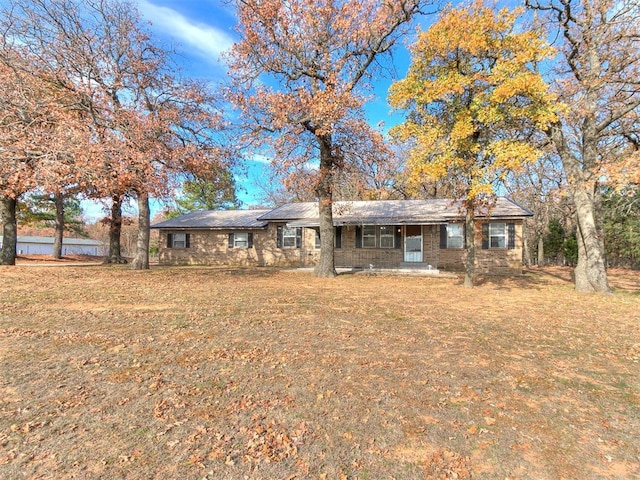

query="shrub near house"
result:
[152,197,531,274]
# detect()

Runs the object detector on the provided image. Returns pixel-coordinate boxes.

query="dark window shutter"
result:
[315,229,321,248]
[440,225,447,249]
[185,233,191,248]
[482,223,489,249]
[248,232,253,248]
[276,225,283,248]
[507,223,516,249]
[296,227,302,249]
[355,226,362,248]
[167,233,173,248]
[335,226,342,249]
[463,224,467,249]
[228,233,234,248]
[395,226,402,249]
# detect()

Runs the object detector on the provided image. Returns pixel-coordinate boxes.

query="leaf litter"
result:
[0,264,639,479]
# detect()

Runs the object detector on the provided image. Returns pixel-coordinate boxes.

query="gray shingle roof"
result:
[151,209,270,230]
[152,198,531,230]
[256,202,318,221]
[266,197,532,226]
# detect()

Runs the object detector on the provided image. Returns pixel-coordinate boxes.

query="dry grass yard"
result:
[1,265,639,479]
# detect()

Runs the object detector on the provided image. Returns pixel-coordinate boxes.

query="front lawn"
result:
[1,266,638,479]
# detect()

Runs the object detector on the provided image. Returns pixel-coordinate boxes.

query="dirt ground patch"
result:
[1,265,639,479]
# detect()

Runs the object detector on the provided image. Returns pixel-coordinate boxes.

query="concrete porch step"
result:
[399,262,437,270]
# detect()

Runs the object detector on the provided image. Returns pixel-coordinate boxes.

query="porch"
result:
[333,224,441,269]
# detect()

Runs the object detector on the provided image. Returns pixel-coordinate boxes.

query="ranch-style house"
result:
[151,197,532,274]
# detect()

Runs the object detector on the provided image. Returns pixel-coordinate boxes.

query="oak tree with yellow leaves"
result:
[389,0,558,286]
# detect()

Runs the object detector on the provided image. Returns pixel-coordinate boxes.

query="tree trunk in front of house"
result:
[463,206,476,287]
[314,133,337,278]
[103,194,128,264]
[52,192,64,259]
[131,191,150,270]
[1,196,17,265]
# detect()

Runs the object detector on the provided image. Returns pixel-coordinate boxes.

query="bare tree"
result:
[526,0,640,292]
[226,0,434,277]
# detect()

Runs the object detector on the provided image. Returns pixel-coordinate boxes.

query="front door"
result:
[404,225,423,262]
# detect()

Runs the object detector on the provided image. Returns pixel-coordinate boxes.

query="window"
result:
[276,225,302,249]
[356,225,401,249]
[440,224,464,249]
[235,232,248,248]
[447,224,464,248]
[167,232,190,249]
[482,222,516,249]
[362,225,376,248]
[379,225,395,248]
[228,232,254,248]
[315,229,321,249]
[334,226,342,249]
[489,222,506,248]
[283,226,297,248]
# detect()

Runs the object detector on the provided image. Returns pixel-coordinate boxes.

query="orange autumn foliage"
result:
[226,0,434,276]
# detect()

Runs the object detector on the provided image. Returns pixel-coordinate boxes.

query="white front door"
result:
[404,225,423,262]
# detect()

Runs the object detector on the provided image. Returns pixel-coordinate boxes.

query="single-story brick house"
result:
[152,198,532,274]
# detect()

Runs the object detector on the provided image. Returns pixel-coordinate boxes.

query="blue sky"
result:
[70,0,535,219]
[83,0,530,219]
[131,0,418,213]
[81,0,422,219]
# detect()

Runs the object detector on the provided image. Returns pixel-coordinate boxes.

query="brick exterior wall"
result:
[158,221,524,274]
[334,225,441,268]
[332,222,523,274]
[158,223,319,267]
[438,221,524,275]
[474,221,524,275]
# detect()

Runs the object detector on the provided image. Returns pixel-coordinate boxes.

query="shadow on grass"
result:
[472,266,640,294]
[175,266,285,278]
[467,267,575,291]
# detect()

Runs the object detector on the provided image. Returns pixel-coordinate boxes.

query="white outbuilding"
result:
[0,236,105,256]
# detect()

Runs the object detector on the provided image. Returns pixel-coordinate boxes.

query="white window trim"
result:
[234,232,249,248]
[379,226,395,249]
[171,232,187,248]
[447,224,464,249]
[283,226,297,248]
[362,225,376,248]
[489,222,507,249]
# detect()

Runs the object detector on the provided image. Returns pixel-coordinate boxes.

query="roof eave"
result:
[151,224,268,230]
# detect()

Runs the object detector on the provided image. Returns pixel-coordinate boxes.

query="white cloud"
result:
[251,154,273,165]
[138,0,234,63]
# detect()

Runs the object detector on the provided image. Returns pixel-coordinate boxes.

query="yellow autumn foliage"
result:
[389,0,560,202]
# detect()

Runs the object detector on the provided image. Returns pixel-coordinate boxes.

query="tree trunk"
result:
[314,133,337,278]
[463,206,476,287]
[103,195,127,264]
[1,196,17,265]
[573,188,611,293]
[549,120,611,293]
[537,236,545,267]
[131,191,150,270]
[569,70,612,293]
[522,225,532,268]
[52,192,64,259]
